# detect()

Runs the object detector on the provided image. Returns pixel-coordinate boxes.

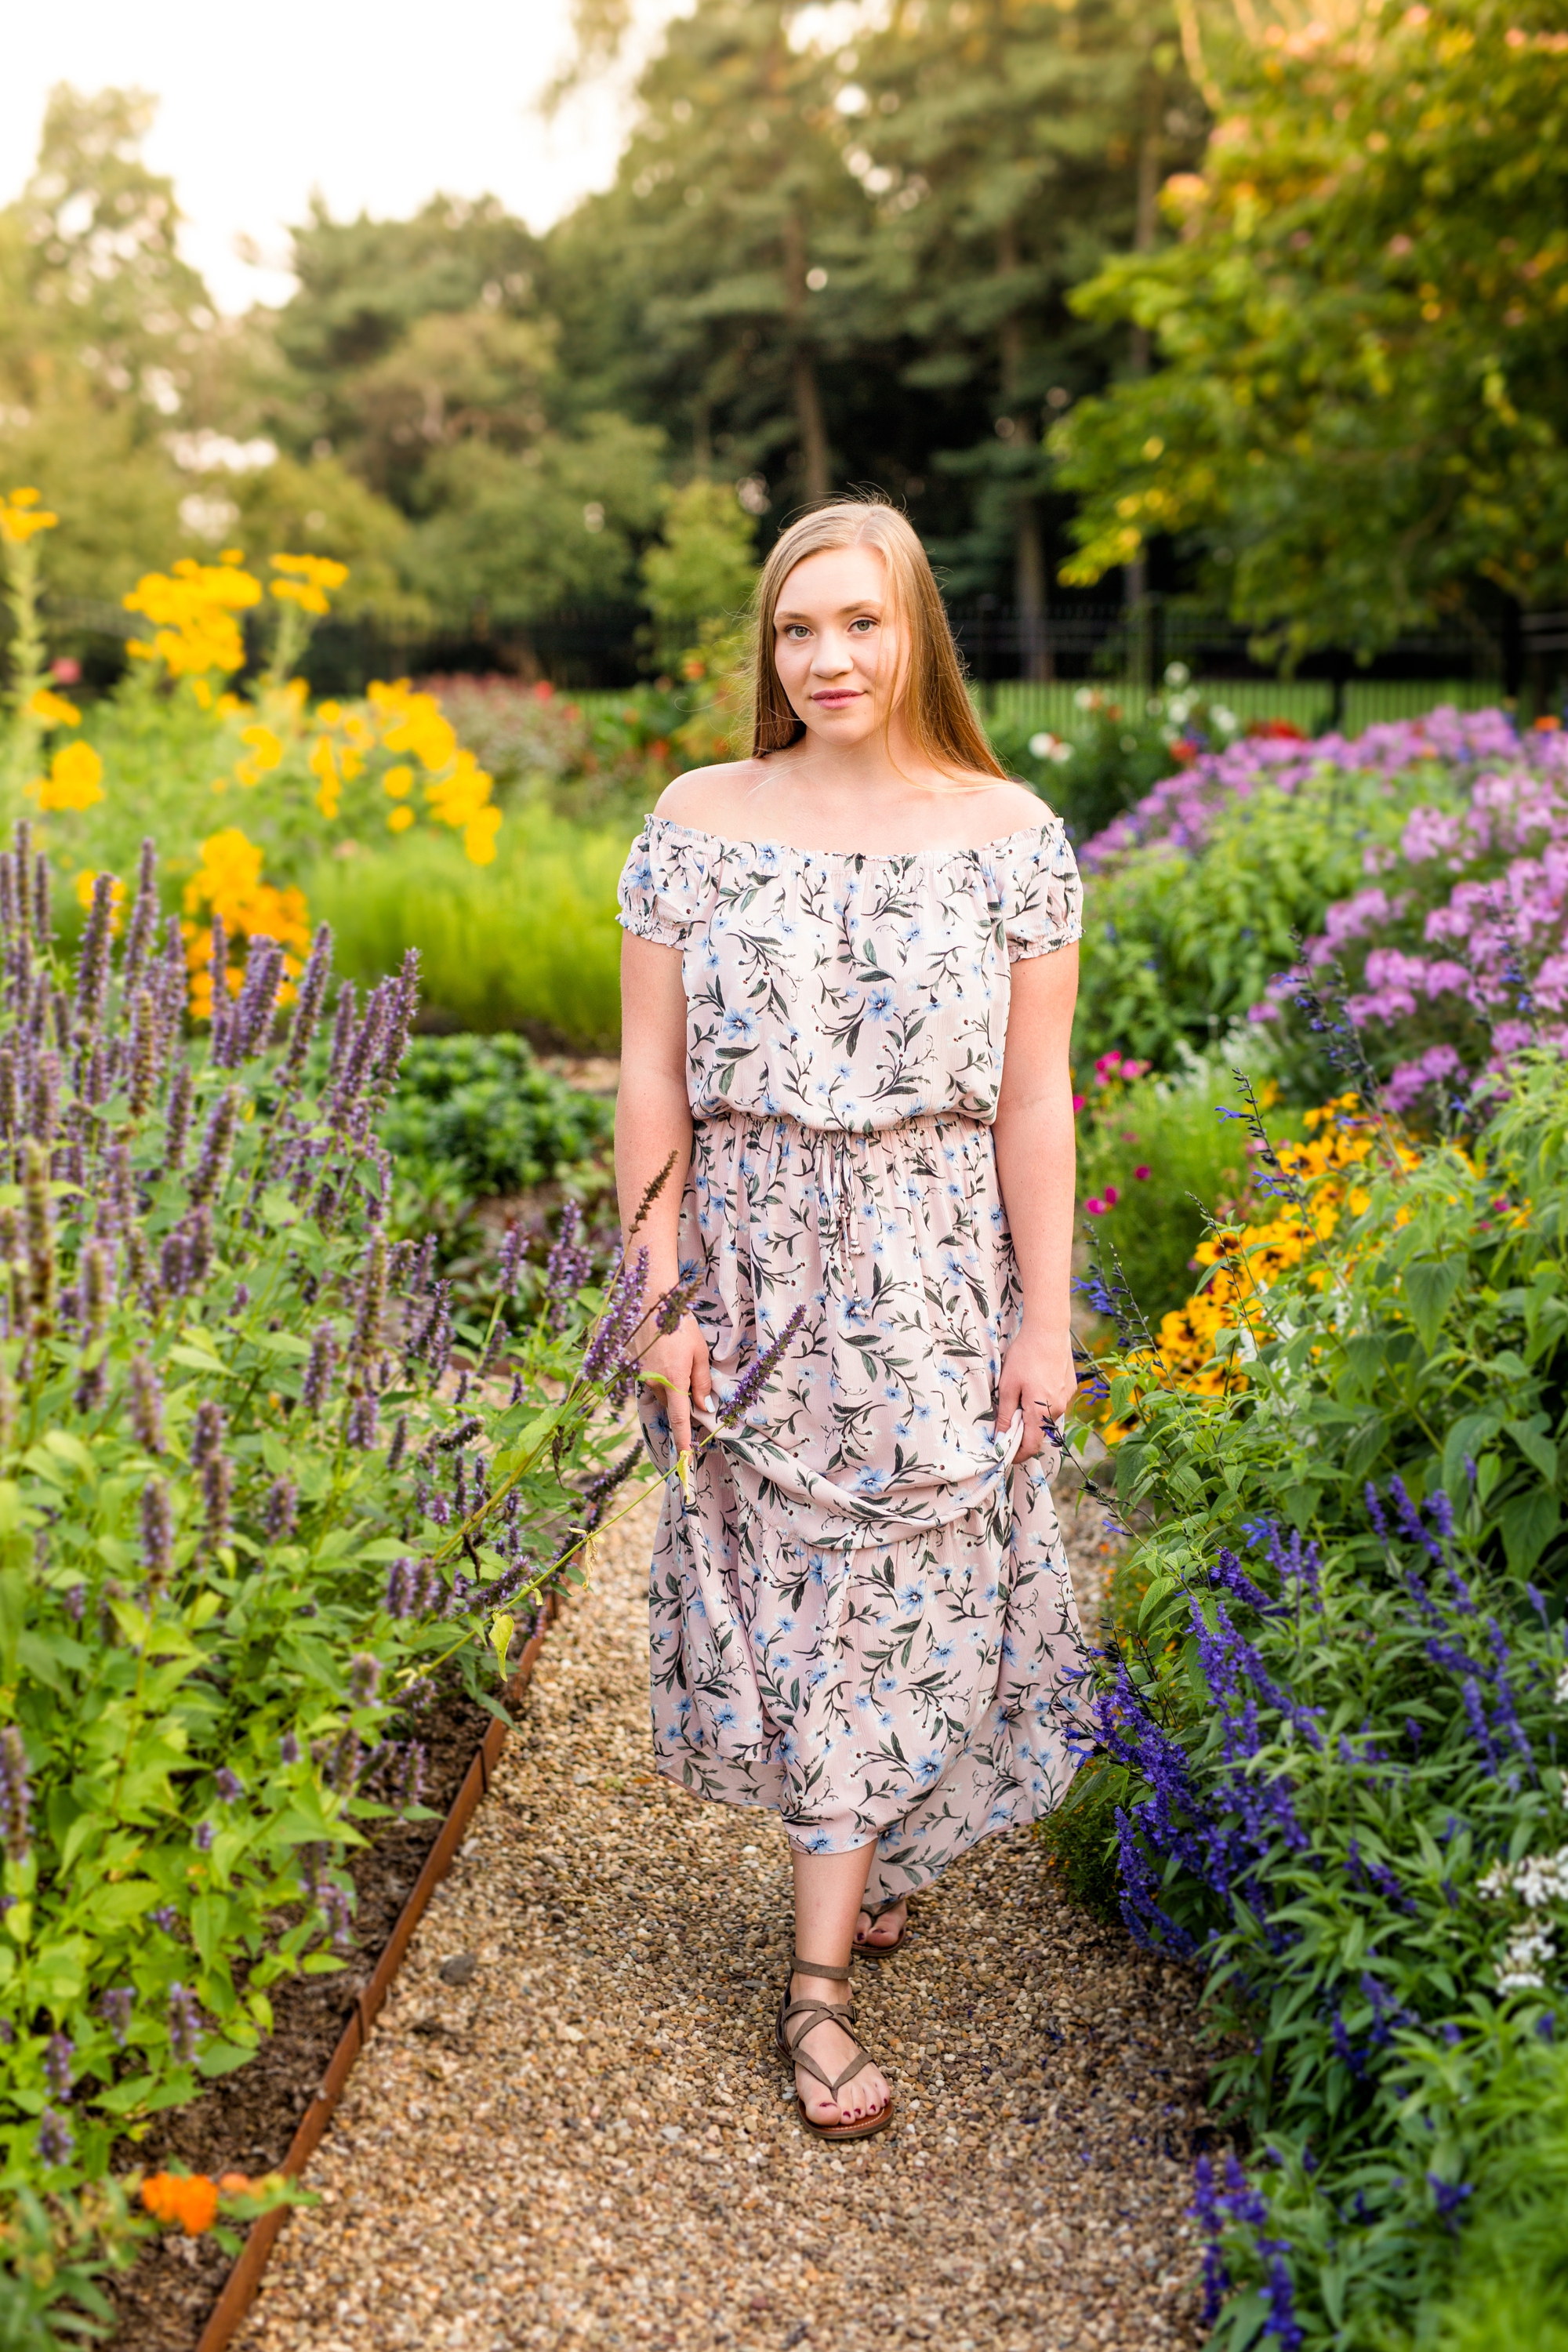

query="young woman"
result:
[615,498,1083,2143]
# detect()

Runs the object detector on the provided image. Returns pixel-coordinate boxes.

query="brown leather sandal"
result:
[775,1953,896,2142]
[853,1895,911,1957]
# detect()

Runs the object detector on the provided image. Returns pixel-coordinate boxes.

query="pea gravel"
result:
[235,1474,1210,2352]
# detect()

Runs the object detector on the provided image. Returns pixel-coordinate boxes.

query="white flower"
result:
[1213,706,1238,734]
[1029,731,1057,757]
[1497,1921,1555,1993]
[1555,1664,1568,1705]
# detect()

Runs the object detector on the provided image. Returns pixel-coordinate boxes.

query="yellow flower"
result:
[210,776,230,795]
[464,804,503,865]
[182,826,311,1020]
[35,740,104,811]
[0,488,57,544]
[216,692,244,718]
[382,764,414,800]
[387,804,415,833]
[268,552,349,619]
[123,558,262,679]
[27,687,80,728]
[308,735,340,819]
[317,700,342,725]
[238,724,284,774]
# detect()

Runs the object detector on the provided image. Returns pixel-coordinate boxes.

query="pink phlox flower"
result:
[1320,887,1402,956]
[1399,807,1464,862]
[1533,954,1568,1011]
[1385,1042,1465,1111]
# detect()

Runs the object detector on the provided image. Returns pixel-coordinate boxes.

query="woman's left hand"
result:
[997,1324,1078,1462]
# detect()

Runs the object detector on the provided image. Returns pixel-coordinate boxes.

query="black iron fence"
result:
[42,589,1566,714]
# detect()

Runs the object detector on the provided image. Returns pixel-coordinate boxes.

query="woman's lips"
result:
[811,690,861,706]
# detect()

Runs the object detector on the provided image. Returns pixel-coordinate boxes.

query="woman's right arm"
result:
[615,931,710,1452]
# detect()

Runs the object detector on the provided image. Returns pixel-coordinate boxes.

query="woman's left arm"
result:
[993,942,1080,1459]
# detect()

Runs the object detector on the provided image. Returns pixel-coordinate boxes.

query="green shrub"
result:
[379,1035,615,1201]
[0,824,634,2325]
[307,806,634,1047]
[1035,1762,1124,1927]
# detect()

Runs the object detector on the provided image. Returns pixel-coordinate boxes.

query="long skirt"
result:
[640,1109,1085,1908]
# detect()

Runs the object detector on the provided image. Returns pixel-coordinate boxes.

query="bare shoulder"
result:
[653,760,772,838]
[969,777,1058,837]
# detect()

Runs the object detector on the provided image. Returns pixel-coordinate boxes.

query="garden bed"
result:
[106,1677,494,2352]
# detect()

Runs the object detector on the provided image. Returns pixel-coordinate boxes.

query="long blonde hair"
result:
[749,499,1005,780]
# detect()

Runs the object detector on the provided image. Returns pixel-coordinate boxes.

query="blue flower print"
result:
[721,1006,759,1047]
[866,986,895,1022]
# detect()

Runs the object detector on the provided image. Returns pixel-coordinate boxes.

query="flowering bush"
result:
[0,815,712,2337]
[0,494,504,1021]
[1070,708,1521,1080]
[1260,722,1568,1117]
[1069,1049,1568,2347]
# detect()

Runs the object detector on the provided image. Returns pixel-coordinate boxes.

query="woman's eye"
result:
[849,616,877,633]
[782,625,810,640]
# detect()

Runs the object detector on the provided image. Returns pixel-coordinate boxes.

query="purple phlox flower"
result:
[1428,2174,1473,2233]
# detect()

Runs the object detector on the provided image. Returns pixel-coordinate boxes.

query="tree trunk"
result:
[783,211,830,503]
[997,223,1049,681]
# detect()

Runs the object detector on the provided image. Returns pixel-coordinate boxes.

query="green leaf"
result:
[195,2037,257,2078]
[301,1953,347,1975]
[1501,1485,1561,1574]
[1505,1418,1559,1485]
[191,1895,231,1970]
[169,1342,229,1375]
[1400,1256,1466,1352]
[1443,1413,1501,1497]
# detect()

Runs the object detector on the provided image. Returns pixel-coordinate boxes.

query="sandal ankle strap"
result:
[792,1952,851,1982]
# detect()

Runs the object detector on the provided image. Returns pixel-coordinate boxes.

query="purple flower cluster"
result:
[1247,723,1568,1106]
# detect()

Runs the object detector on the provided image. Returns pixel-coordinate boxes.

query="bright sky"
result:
[0,0,681,314]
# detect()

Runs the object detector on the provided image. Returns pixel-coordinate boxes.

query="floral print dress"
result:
[617,813,1087,1907]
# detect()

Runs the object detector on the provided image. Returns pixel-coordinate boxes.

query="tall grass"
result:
[307,806,635,1047]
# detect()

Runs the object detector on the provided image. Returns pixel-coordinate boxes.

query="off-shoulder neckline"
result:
[641,812,1062,866]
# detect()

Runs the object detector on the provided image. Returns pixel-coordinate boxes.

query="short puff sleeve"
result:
[617,816,711,949]
[1002,818,1083,963]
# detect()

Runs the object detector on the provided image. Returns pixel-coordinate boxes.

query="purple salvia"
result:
[330,986,389,1126]
[350,1233,388,1374]
[0,1726,31,1862]
[325,981,358,1091]
[191,1399,225,1468]
[345,1392,379,1450]
[74,873,114,1033]
[348,1652,382,1709]
[53,988,74,1058]
[151,1904,180,1934]
[167,1983,202,2065]
[202,1451,232,1544]
[376,947,419,1084]
[713,1301,808,1428]
[126,987,159,1117]
[385,1557,416,1617]
[43,2032,73,2101]
[82,1239,114,1338]
[0,1046,16,1141]
[32,853,51,947]
[281,924,335,1080]
[215,1767,243,1804]
[21,1141,53,1327]
[0,855,15,938]
[36,2110,73,2167]
[278,1729,301,1765]
[262,1477,298,1543]
[223,935,285,1065]
[140,1479,173,1587]
[206,915,230,1060]
[301,1324,338,1415]
[409,1234,436,1297]
[28,1050,59,1146]
[159,1228,191,1298]
[187,1087,240,1205]
[128,1356,165,1451]
[162,1061,194,1175]
[62,1584,85,1621]
[122,838,158,991]
[194,1820,215,1851]
[498,1219,524,1295]
[582,1246,649,1385]
[387,1414,408,1474]
[99,1987,134,2049]
[1364,1481,1389,1541]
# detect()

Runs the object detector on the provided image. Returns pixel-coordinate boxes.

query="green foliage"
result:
[1074,1045,1273,1320]
[1053,0,1568,657]
[306,808,630,1048]
[0,825,633,2278]
[1074,756,1463,1079]
[641,479,758,659]
[1035,1760,1123,1927]
[1073,1052,1568,2346]
[379,1035,615,1201]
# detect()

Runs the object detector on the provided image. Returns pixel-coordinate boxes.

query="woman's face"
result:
[771,544,905,749]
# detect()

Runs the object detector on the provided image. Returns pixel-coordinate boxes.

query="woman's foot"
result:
[787,1969,892,2129]
[854,1897,908,1952]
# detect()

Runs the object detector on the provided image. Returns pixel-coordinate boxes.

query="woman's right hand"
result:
[638,1312,712,1455]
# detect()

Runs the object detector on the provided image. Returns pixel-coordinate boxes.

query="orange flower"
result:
[141,2172,220,2234]
[217,2171,256,2197]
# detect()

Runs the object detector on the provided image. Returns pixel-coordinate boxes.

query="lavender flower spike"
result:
[716,1302,809,1428]
[0,1725,32,1863]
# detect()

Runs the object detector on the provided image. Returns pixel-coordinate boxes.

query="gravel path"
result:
[237,1475,1209,2352]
